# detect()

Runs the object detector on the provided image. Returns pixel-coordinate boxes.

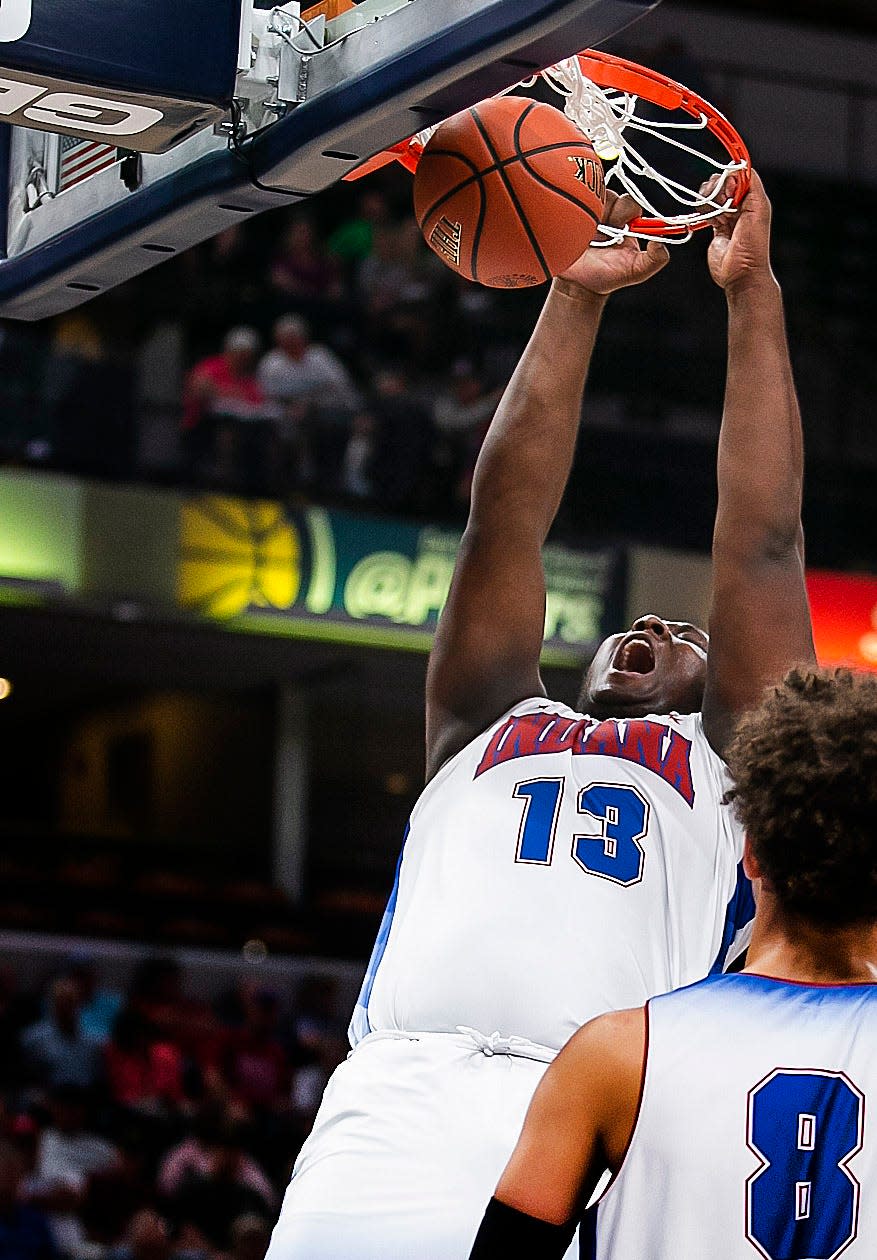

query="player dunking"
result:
[266,174,815,1258]
[471,666,877,1259]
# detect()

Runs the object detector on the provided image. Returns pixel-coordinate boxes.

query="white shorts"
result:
[266,1028,578,1260]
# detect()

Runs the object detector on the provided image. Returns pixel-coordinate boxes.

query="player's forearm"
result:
[468,279,606,545]
[714,277,804,560]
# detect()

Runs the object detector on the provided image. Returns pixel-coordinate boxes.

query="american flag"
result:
[58,135,121,192]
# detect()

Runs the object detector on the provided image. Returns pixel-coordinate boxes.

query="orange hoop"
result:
[348,50,751,244]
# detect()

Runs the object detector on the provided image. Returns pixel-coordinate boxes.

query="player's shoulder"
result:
[557,1009,644,1075]
[557,1007,647,1099]
[575,1006,646,1060]
[651,708,711,743]
[443,696,569,759]
[660,710,732,778]
[651,969,756,1008]
[417,696,571,801]
[638,975,758,1049]
[478,694,574,738]
[653,971,877,1021]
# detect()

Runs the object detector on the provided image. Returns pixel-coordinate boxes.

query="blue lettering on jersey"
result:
[747,1068,864,1260]
[475,713,695,807]
[513,779,649,886]
[574,783,648,885]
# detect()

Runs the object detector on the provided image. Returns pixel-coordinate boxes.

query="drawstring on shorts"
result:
[352,1026,556,1064]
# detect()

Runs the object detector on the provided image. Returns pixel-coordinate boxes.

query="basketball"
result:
[413,96,607,288]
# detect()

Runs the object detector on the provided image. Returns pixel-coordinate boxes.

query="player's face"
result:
[579,614,708,718]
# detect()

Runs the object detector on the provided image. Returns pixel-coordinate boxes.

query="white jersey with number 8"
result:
[589,973,877,1259]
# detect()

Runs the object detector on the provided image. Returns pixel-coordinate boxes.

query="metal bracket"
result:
[277,14,327,105]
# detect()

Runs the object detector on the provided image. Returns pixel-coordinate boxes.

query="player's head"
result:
[727,667,877,929]
[579,614,708,718]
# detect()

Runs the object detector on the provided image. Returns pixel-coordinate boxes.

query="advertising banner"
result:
[176,497,625,664]
[0,475,625,666]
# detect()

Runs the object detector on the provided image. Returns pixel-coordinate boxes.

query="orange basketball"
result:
[414,96,607,288]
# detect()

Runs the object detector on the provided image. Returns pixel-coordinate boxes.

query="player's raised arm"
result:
[702,172,816,756]
[426,197,669,779]
[468,1008,645,1260]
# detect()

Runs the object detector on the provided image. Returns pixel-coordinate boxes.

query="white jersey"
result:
[351,698,750,1051]
[591,973,877,1259]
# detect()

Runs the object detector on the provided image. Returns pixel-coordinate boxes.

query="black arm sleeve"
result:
[469,1197,576,1260]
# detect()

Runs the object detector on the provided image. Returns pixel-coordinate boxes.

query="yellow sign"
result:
[178,498,301,618]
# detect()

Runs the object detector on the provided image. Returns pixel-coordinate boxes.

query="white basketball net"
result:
[538,57,747,245]
[407,57,747,246]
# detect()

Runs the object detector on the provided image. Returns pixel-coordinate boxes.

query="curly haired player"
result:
[471,666,877,1260]
[268,174,816,1260]
[726,668,877,928]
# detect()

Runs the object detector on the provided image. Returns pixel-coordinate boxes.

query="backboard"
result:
[0,0,662,321]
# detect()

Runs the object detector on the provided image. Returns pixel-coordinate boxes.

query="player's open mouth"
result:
[612,637,656,674]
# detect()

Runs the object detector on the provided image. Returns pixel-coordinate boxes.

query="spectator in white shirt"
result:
[257,316,358,490]
[257,316,357,413]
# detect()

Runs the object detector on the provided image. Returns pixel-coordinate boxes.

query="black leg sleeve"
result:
[469,1197,576,1260]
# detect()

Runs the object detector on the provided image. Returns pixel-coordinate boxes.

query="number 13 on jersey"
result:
[513,778,649,886]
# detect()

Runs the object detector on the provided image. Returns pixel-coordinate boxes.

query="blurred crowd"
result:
[175,187,531,501]
[166,185,533,514]
[0,180,532,520]
[0,953,347,1260]
[0,161,874,558]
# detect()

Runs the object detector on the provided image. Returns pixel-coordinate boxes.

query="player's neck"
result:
[744,896,877,985]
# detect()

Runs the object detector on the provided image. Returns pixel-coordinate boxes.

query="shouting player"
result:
[266,173,815,1258]
[471,666,877,1259]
